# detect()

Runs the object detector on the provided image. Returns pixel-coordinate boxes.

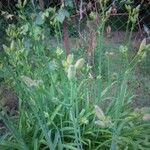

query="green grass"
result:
[0,3,150,150]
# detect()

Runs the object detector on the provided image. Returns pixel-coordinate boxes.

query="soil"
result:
[0,87,18,115]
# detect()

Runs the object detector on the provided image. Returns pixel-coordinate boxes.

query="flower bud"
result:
[75,58,85,70]
[67,65,76,80]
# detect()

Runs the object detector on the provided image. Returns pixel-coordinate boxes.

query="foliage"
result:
[0,1,150,150]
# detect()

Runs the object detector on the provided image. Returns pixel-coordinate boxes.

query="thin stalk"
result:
[107,56,110,86]
[115,71,128,119]
[70,80,83,149]
[55,21,61,47]
[125,20,130,43]
[127,23,135,47]
[96,12,106,103]
[57,21,62,45]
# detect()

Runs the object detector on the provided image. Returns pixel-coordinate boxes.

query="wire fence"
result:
[0,0,150,48]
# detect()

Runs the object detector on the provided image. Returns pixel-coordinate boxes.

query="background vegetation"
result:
[0,0,150,149]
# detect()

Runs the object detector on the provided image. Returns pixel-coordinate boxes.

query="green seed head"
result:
[67,65,76,80]
[95,105,105,120]
[75,58,85,70]
[67,54,74,65]
[10,40,15,50]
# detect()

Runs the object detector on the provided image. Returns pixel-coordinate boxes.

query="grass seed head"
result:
[75,58,85,70]
[67,65,76,80]
[67,54,74,65]
[95,105,105,120]
[10,40,15,50]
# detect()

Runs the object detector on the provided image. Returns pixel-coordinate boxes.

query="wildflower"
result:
[67,65,76,80]
[67,54,74,65]
[143,114,150,121]
[75,58,85,70]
